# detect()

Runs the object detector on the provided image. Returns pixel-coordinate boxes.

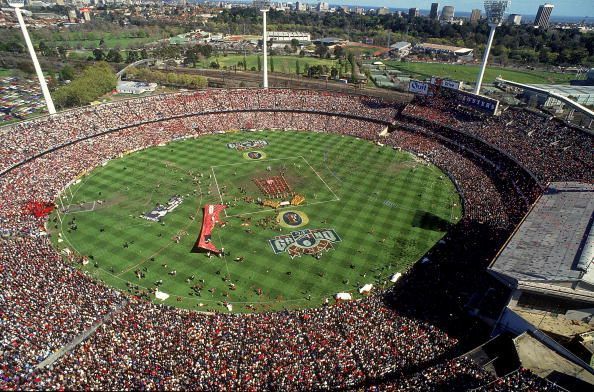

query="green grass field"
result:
[385,61,574,85]
[0,68,14,77]
[197,55,338,74]
[49,131,461,313]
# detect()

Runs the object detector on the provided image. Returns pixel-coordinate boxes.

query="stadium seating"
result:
[1,88,588,390]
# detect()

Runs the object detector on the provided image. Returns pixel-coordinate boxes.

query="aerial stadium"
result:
[2,86,593,390]
[2,1,594,391]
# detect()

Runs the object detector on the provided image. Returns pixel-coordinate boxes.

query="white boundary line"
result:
[210,166,227,217]
[299,155,340,201]
[211,156,302,168]
[211,155,340,218]
[225,198,339,218]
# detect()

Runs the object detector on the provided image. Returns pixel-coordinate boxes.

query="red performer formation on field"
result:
[253,175,293,198]
[193,204,227,254]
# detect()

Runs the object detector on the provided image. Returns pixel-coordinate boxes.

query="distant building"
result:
[507,13,522,25]
[389,41,411,57]
[377,7,389,16]
[470,9,481,24]
[295,1,306,12]
[317,2,329,12]
[80,8,91,22]
[117,81,157,95]
[252,0,271,9]
[430,2,439,20]
[354,7,365,15]
[408,8,420,18]
[414,42,473,60]
[312,37,346,47]
[268,31,311,47]
[440,5,454,22]
[67,9,77,23]
[534,3,554,28]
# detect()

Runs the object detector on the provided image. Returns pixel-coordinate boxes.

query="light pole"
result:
[9,1,56,114]
[474,0,510,95]
[261,8,269,89]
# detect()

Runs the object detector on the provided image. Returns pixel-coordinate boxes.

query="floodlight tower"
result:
[473,0,510,95]
[9,0,56,114]
[261,8,269,89]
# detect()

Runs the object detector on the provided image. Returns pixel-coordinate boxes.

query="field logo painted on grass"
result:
[228,140,268,151]
[277,210,309,228]
[243,150,267,160]
[269,228,341,258]
[141,195,183,222]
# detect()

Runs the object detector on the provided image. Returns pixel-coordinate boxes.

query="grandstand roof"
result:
[489,182,594,299]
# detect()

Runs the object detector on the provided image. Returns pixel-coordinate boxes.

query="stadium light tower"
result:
[9,0,56,114]
[261,8,269,89]
[473,0,510,95]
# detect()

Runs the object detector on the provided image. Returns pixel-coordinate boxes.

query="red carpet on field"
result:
[193,204,226,254]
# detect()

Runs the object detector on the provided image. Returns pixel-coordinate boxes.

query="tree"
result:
[315,44,329,58]
[330,67,338,79]
[53,62,117,108]
[270,56,275,72]
[140,49,148,60]
[106,49,123,63]
[290,38,300,51]
[127,50,140,64]
[38,41,54,57]
[210,61,220,69]
[198,44,213,58]
[184,49,198,67]
[334,45,345,58]
[59,65,75,81]
[243,56,247,71]
[257,55,262,71]
[57,46,68,60]
[93,48,105,61]
[538,48,551,64]
[296,60,300,75]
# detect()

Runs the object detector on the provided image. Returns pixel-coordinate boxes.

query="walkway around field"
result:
[36,299,129,369]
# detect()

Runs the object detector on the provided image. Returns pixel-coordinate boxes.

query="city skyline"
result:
[325,1,593,17]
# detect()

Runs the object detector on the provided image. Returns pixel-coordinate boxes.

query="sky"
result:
[330,1,594,17]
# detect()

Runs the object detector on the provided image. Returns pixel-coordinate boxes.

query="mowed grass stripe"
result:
[49,131,461,312]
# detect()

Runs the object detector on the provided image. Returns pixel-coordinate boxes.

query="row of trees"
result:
[212,8,594,67]
[91,48,149,63]
[126,66,207,88]
[52,62,116,108]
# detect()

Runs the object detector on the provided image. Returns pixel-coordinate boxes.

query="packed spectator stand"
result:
[1,88,591,390]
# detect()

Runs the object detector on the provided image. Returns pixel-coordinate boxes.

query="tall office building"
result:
[408,7,420,18]
[295,1,306,11]
[534,3,554,28]
[317,2,329,12]
[440,5,454,22]
[507,13,522,25]
[253,1,271,9]
[430,3,439,20]
[470,9,481,24]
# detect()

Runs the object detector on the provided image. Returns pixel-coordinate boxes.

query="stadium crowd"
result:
[1,88,586,390]
[402,96,593,184]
